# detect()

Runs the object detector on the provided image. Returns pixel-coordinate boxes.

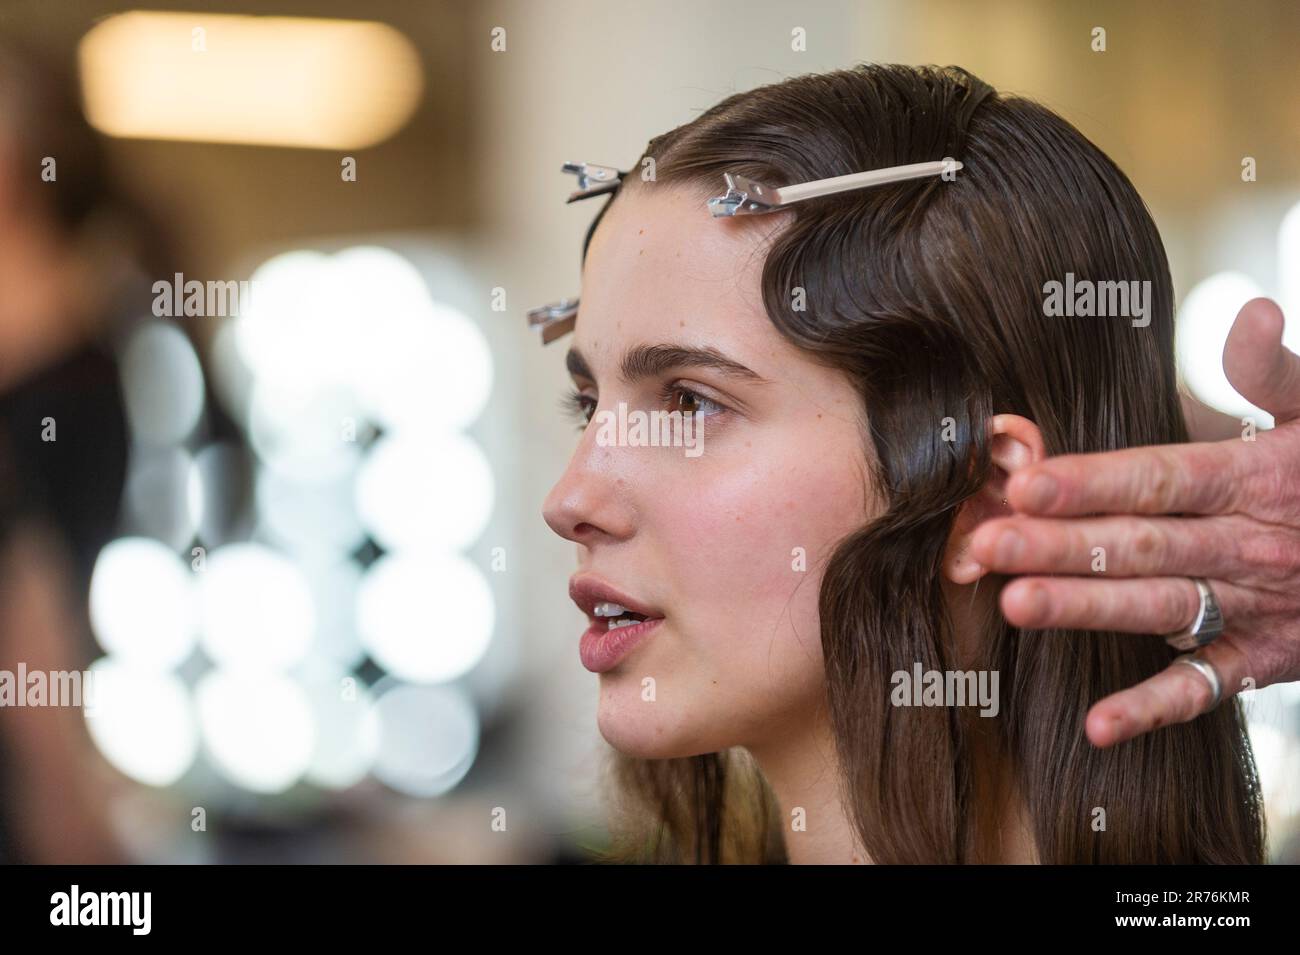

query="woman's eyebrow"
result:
[565,343,768,385]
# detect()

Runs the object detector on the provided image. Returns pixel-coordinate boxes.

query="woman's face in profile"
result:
[543,184,877,759]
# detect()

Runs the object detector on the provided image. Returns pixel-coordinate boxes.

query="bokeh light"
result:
[83,657,200,787]
[89,537,199,670]
[369,679,479,798]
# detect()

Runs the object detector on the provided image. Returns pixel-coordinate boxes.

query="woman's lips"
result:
[579,616,664,673]
[568,575,662,620]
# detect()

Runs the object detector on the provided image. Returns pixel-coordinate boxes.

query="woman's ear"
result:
[942,414,1047,585]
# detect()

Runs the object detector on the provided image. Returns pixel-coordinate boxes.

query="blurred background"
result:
[0,0,1296,864]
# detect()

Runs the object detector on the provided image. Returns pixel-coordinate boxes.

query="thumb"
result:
[1223,297,1300,423]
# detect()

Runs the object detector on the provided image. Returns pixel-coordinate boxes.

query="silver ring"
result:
[1173,654,1223,710]
[1163,577,1224,651]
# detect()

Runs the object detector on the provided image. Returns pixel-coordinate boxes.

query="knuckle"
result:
[1277,530,1300,575]
[1230,439,1300,520]
[1237,530,1300,583]
[1130,520,1166,564]
[1243,454,1294,514]
[1075,583,1101,625]
[1214,516,1249,569]
[1134,463,1173,512]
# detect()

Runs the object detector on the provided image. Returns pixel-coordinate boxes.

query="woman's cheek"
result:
[661,461,836,629]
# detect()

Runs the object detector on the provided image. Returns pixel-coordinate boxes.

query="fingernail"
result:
[1024,473,1058,511]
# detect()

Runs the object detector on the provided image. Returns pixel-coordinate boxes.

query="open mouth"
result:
[593,602,652,631]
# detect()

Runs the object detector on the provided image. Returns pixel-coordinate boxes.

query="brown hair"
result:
[584,64,1266,864]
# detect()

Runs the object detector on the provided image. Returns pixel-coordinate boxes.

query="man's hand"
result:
[971,297,1300,748]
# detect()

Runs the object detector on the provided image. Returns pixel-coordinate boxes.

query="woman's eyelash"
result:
[558,384,727,431]
[559,388,594,431]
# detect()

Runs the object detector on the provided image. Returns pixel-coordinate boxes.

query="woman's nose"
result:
[542,431,634,545]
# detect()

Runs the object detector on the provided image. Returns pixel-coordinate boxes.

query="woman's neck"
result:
[745,707,869,864]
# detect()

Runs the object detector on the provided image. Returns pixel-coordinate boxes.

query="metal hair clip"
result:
[562,161,625,202]
[528,158,961,344]
[526,161,624,344]
[527,297,579,344]
[707,159,960,217]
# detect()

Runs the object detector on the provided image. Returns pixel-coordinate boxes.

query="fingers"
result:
[999,575,1246,635]
[1004,439,1240,517]
[1223,297,1300,424]
[1084,640,1250,748]
[969,513,1246,579]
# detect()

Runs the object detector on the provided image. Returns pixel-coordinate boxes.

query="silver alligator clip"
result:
[526,297,579,344]
[707,159,961,217]
[527,162,625,344]
[562,161,624,203]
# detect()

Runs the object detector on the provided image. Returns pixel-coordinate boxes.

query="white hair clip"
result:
[707,159,961,217]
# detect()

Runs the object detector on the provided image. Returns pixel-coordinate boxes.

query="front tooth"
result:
[594,601,628,617]
[608,617,638,629]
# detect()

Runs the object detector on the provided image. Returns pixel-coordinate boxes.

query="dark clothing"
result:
[0,339,129,863]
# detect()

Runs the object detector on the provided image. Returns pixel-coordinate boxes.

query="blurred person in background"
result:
[0,39,172,863]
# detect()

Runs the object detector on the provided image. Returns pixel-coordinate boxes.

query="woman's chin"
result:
[595,693,704,759]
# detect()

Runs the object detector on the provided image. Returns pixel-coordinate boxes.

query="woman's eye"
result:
[559,387,596,430]
[559,384,727,433]
[665,384,726,419]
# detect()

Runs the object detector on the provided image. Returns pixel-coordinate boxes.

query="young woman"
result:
[540,64,1266,864]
